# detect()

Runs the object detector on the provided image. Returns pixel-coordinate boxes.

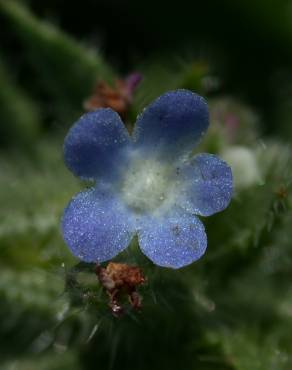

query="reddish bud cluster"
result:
[96,262,146,316]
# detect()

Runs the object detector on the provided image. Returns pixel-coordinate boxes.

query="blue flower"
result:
[62,90,232,269]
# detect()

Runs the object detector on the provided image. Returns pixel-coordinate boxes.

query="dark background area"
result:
[3,0,292,135]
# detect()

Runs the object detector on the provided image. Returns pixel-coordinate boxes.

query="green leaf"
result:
[0,0,115,121]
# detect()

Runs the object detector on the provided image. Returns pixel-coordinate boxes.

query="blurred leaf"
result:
[0,0,115,122]
[0,56,40,148]
[1,351,81,370]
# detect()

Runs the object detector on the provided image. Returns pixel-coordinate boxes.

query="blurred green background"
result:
[1,1,292,369]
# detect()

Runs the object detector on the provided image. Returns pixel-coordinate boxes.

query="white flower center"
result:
[121,158,173,213]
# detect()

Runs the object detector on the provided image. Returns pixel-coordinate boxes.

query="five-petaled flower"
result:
[62,90,233,269]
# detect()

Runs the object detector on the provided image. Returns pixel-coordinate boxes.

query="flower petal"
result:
[132,90,209,161]
[138,209,207,269]
[179,153,233,216]
[64,109,131,181]
[62,186,135,262]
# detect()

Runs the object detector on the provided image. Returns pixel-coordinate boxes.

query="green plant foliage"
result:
[0,2,292,369]
[1,121,291,370]
[0,57,40,148]
[0,0,114,123]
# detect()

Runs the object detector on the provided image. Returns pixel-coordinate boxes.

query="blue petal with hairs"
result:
[62,89,232,269]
